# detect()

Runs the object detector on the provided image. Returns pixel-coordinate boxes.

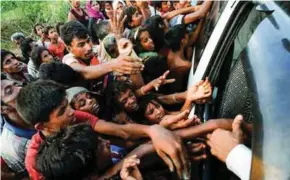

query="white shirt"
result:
[62,53,79,66]
[226,144,252,180]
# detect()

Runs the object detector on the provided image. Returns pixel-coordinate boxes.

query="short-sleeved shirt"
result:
[169,15,197,32]
[62,53,99,66]
[47,41,66,60]
[27,59,39,79]
[0,117,36,173]
[25,111,98,180]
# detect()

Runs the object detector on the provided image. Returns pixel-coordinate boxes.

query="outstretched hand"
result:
[148,125,190,179]
[110,10,127,39]
[160,111,200,130]
[120,155,142,180]
[149,70,175,91]
[186,77,212,102]
[206,115,244,162]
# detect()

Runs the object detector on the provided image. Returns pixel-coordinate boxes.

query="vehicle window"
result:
[193,1,228,70]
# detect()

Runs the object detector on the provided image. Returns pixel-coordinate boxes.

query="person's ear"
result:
[66,46,72,53]
[34,123,45,131]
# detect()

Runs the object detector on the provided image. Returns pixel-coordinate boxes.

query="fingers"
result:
[232,114,243,135]
[170,145,183,178]
[164,78,176,84]
[175,110,189,122]
[172,118,194,130]
[162,70,170,79]
[157,151,174,172]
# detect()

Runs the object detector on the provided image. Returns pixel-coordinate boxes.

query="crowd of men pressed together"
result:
[1,0,253,179]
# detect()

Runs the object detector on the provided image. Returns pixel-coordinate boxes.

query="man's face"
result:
[48,28,59,40]
[44,99,75,133]
[69,36,93,60]
[73,92,100,116]
[118,89,139,112]
[130,10,143,28]
[144,101,165,124]
[2,54,23,73]
[1,80,22,108]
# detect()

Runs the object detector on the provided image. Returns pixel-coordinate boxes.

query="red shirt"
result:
[25,111,98,180]
[48,41,66,60]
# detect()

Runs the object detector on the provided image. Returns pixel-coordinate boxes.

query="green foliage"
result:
[1,1,70,51]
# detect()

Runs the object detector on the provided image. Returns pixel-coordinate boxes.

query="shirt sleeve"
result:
[62,53,79,65]
[74,110,98,129]
[226,144,252,180]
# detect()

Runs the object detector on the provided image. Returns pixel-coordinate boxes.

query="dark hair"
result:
[138,94,160,117]
[142,56,168,84]
[1,49,16,69]
[123,6,137,29]
[43,25,55,36]
[55,22,64,36]
[105,81,133,114]
[143,15,165,51]
[15,80,66,125]
[93,20,110,41]
[151,1,162,9]
[39,61,81,86]
[60,21,89,46]
[33,23,43,35]
[20,37,35,61]
[31,46,50,69]
[164,24,187,52]
[36,123,98,180]
[133,26,150,54]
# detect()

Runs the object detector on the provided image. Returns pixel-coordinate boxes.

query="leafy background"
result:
[1,1,74,54]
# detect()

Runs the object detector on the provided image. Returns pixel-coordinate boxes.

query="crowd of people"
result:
[1,0,253,180]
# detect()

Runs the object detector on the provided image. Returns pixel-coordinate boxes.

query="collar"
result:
[3,118,36,139]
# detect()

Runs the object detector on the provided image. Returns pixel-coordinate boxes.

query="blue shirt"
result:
[1,117,36,173]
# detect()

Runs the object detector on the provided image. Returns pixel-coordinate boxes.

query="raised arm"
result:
[183,1,212,24]
[94,120,189,179]
[162,5,200,20]
[69,56,144,80]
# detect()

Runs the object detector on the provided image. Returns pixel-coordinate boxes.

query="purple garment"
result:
[86,0,105,21]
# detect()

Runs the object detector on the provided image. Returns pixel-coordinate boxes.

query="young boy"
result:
[35,123,146,179]
[61,20,144,80]
[44,26,66,60]
[16,80,189,179]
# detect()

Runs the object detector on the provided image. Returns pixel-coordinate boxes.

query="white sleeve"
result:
[226,144,252,180]
[62,53,79,66]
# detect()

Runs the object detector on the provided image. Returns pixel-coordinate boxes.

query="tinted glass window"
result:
[193,1,228,70]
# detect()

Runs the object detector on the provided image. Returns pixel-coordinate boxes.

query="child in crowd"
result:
[123,6,144,30]
[36,123,147,179]
[151,1,171,15]
[1,49,34,85]
[31,46,54,71]
[133,26,158,59]
[20,38,39,78]
[16,80,189,179]
[44,26,66,60]
[33,23,50,48]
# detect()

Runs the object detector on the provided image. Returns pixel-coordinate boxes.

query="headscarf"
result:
[86,0,105,20]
